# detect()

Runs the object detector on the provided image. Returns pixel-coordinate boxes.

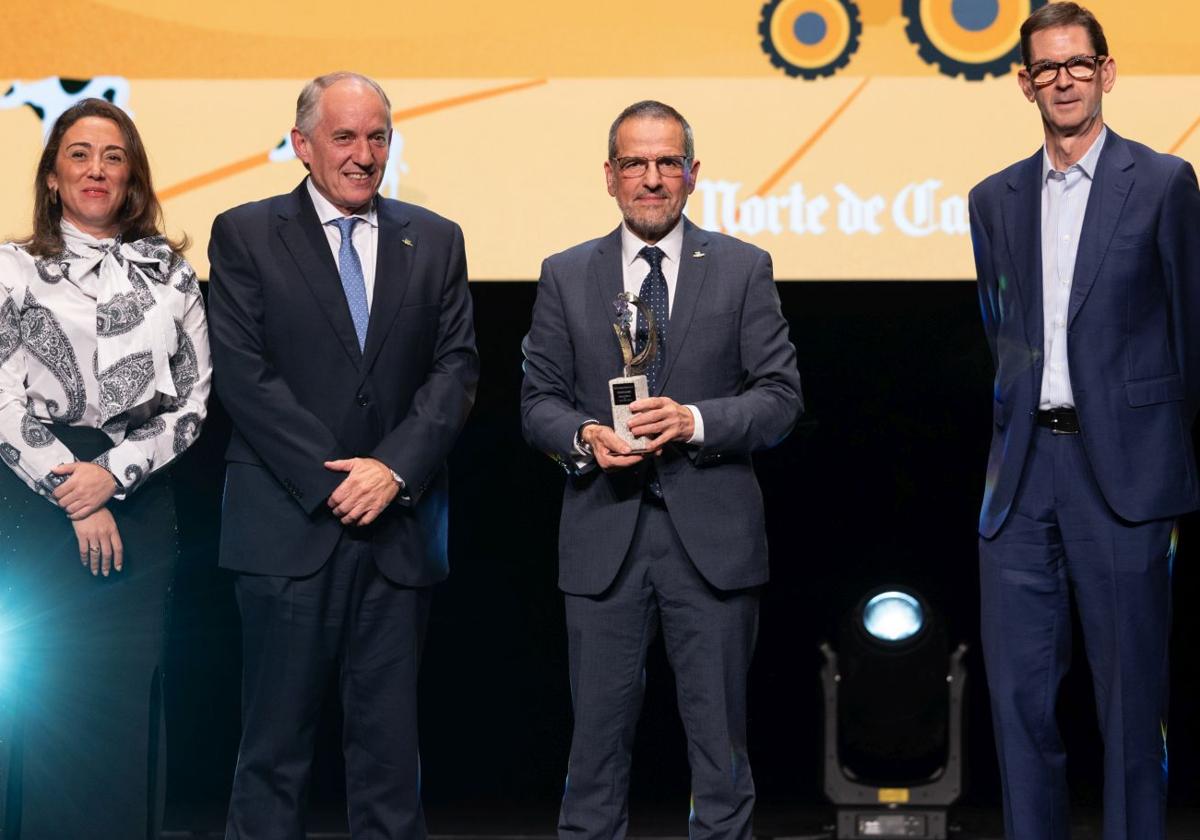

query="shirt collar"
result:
[60,218,116,248]
[1042,125,1108,182]
[306,177,378,229]
[620,216,685,268]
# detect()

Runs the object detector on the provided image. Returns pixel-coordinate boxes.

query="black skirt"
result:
[0,425,178,840]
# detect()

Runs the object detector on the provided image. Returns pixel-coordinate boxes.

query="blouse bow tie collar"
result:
[59,222,180,423]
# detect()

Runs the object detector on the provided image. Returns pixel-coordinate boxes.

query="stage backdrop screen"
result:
[1,0,1197,280]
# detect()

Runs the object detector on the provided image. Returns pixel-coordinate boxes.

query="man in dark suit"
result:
[207,72,478,840]
[969,5,1199,838]
[521,100,803,839]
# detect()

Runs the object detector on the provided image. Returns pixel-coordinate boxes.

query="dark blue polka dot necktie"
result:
[637,245,667,394]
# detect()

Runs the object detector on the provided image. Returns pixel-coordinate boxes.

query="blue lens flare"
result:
[862,591,924,642]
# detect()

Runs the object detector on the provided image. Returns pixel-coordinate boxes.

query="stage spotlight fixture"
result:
[821,586,967,839]
[861,591,923,642]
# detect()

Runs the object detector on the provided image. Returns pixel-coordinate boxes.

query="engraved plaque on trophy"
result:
[609,292,658,452]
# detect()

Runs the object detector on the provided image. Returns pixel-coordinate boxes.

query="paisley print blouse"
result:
[0,222,211,502]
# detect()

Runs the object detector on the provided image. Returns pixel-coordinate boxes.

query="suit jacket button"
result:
[356,393,369,406]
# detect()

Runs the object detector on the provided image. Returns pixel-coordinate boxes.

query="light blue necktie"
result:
[332,216,369,351]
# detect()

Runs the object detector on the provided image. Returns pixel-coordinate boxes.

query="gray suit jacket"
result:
[521,220,803,595]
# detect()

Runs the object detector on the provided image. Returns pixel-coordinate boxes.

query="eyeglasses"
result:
[611,156,689,179]
[1026,54,1107,86]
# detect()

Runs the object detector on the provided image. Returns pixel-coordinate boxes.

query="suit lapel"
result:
[1068,132,1134,325]
[361,200,415,374]
[276,183,362,366]
[656,220,710,394]
[1002,150,1045,358]
[589,226,625,348]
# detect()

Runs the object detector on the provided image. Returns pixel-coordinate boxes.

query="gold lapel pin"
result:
[402,238,414,247]
[692,250,706,258]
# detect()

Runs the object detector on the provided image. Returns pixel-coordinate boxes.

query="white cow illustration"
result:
[269,130,409,200]
[1,76,132,141]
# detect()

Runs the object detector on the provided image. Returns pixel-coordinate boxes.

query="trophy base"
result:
[608,374,650,452]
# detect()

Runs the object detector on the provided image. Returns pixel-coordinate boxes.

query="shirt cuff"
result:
[571,419,599,470]
[685,405,704,446]
[388,468,411,502]
[102,440,150,498]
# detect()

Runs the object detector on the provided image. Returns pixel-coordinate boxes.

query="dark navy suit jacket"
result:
[969,129,1200,537]
[207,181,478,583]
[520,220,803,595]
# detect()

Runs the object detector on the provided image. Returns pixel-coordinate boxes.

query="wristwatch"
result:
[575,420,599,457]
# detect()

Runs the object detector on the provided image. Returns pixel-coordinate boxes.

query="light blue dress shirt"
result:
[1039,126,1107,409]
[306,178,378,312]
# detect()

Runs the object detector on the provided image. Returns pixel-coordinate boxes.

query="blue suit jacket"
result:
[969,129,1200,537]
[207,181,478,583]
[520,220,803,595]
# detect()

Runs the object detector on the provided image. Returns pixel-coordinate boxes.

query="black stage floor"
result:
[160,806,1200,839]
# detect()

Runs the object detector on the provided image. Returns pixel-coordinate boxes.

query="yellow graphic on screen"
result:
[760,0,864,79]
[760,0,1048,80]
[0,0,1197,280]
[905,0,1039,77]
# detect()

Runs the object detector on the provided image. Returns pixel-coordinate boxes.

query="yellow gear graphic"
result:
[759,0,864,80]
[903,0,1049,80]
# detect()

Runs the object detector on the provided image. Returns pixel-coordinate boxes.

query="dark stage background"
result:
[161,280,1200,831]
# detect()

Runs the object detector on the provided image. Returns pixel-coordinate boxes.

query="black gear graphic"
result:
[759,0,864,80]
[902,0,1049,80]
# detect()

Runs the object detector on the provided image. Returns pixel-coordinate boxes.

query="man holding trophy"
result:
[521,100,803,839]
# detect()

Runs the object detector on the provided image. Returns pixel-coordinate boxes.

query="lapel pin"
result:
[402,238,414,248]
[692,250,706,258]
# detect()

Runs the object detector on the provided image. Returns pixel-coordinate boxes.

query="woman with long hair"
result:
[0,98,211,839]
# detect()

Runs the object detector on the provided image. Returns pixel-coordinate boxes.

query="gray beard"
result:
[623,212,680,245]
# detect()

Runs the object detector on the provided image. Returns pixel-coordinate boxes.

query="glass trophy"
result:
[609,291,658,452]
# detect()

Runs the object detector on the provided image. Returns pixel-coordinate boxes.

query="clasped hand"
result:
[52,461,117,520]
[71,508,123,576]
[53,462,123,575]
[584,396,694,472]
[324,457,399,526]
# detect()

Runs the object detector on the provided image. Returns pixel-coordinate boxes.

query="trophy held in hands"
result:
[609,291,658,452]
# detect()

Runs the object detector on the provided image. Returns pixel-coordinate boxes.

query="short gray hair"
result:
[607,100,694,161]
[295,72,392,136]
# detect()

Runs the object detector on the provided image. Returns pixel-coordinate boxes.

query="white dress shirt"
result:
[619,218,685,313]
[573,219,705,465]
[618,219,704,443]
[306,178,379,312]
[305,179,409,494]
[1039,126,1107,409]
